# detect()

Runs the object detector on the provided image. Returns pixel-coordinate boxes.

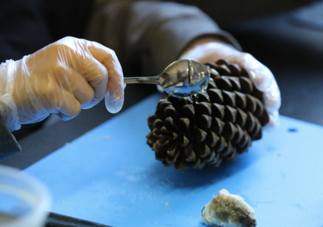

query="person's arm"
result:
[0,113,21,159]
[86,0,280,126]
[86,0,240,76]
[0,37,125,160]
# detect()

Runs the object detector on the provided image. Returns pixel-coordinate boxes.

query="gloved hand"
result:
[0,36,124,132]
[179,38,281,127]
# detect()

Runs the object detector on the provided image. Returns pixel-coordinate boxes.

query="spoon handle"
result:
[124,76,160,85]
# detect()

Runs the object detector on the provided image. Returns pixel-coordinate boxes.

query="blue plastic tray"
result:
[25,93,323,226]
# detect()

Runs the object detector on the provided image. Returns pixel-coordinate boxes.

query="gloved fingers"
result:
[232,53,282,121]
[38,64,95,109]
[180,42,276,93]
[264,110,280,129]
[54,36,83,51]
[263,79,281,113]
[54,89,82,121]
[179,41,281,128]
[50,37,125,111]
[88,41,125,113]
[41,38,109,109]
[60,66,96,108]
[76,56,107,109]
[232,53,274,92]
[105,90,125,114]
[194,48,276,93]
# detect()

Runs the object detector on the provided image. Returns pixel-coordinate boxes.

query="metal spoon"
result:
[124,59,210,98]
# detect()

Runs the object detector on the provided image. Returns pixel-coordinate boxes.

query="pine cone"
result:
[146,59,269,171]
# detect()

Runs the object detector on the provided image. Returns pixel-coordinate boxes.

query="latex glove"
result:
[0,36,124,132]
[179,38,281,127]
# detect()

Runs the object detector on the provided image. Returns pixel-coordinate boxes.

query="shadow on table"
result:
[146,148,262,189]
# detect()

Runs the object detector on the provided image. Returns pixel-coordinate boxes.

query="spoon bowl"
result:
[124,59,210,98]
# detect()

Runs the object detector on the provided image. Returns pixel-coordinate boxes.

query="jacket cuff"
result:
[0,112,21,160]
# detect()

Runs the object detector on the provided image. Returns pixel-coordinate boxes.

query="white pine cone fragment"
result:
[201,189,256,227]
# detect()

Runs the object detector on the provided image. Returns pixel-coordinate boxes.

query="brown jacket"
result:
[86,0,240,77]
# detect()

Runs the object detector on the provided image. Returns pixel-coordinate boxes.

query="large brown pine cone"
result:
[146,59,269,171]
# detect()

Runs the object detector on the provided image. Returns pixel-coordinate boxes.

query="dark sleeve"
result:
[0,0,94,64]
[86,0,241,76]
[0,113,21,160]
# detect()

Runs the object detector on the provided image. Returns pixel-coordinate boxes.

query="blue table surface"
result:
[26,93,323,227]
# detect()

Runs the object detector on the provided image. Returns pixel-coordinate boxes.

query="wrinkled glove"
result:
[0,37,124,132]
[179,38,281,127]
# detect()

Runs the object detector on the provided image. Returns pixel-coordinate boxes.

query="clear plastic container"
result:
[0,165,51,227]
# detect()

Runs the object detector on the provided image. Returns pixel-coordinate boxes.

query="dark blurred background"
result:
[1,0,323,168]
[225,1,323,125]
